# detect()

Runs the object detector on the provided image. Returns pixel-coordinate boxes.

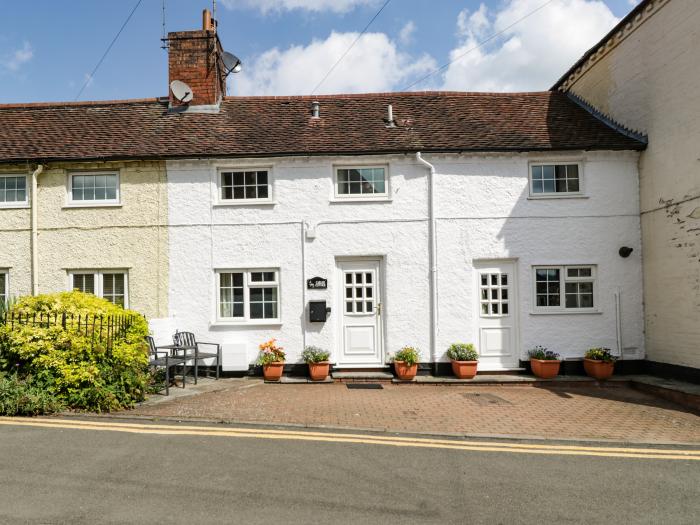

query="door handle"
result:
[376,303,382,316]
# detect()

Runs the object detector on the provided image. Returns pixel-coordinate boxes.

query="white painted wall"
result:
[164,151,643,370]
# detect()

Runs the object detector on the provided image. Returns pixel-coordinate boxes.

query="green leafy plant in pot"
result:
[446,343,479,379]
[301,346,331,381]
[583,347,617,380]
[528,346,561,379]
[393,346,420,380]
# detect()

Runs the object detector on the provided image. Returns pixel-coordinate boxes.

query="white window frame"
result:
[67,270,129,308]
[216,167,274,205]
[532,265,597,314]
[332,164,390,202]
[528,161,584,198]
[0,269,8,303]
[0,173,29,208]
[67,171,121,207]
[215,268,281,325]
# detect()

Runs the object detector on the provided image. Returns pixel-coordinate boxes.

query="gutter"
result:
[30,164,44,295]
[415,153,439,374]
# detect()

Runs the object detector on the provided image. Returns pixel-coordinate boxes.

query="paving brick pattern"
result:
[131,382,700,444]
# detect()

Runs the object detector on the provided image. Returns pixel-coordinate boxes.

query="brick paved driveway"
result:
[131,381,700,444]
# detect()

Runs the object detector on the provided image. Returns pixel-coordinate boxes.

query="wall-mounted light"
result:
[619,246,634,258]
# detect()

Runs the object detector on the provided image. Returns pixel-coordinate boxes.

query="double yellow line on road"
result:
[2,417,699,461]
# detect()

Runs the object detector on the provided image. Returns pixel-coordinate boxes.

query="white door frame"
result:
[473,259,520,370]
[335,256,385,367]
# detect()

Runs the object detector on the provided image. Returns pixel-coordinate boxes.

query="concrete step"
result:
[332,370,394,382]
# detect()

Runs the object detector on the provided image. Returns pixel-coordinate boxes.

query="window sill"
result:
[0,204,30,210]
[527,194,588,200]
[329,196,392,204]
[213,201,277,208]
[63,203,122,209]
[210,321,283,328]
[529,310,601,315]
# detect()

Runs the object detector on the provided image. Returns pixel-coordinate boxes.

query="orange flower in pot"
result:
[528,346,561,379]
[393,346,421,380]
[583,347,617,380]
[446,343,479,379]
[302,346,331,381]
[258,339,285,381]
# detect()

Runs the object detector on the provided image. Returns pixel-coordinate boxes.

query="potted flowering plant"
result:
[583,347,617,380]
[446,343,479,379]
[301,346,331,381]
[528,346,561,379]
[257,339,285,381]
[393,346,420,380]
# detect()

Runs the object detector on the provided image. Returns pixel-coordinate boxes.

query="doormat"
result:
[462,392,512,405]
[346,383,383,390]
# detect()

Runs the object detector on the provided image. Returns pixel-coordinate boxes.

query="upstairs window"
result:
[0,175,28,206]
[69,270,128,308]
[218,269,280,322]
[530,164,581,196]
[219,169,271,203]
[533,265,596,312]
[335,166,388,199]
[69,172,119,205]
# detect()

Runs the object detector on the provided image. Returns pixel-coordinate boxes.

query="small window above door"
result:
[334,166,389,201]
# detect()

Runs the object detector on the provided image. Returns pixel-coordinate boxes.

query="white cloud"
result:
[440,0,619,92]
[399,21,416,45]
[2,41,33,72]
[232,31,436,96]
[220,0,376,14]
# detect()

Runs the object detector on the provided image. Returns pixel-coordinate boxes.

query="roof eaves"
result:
[551,0,656,91]
[565,92,647,147]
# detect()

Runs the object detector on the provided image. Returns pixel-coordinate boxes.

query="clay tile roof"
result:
[0,91,644,163]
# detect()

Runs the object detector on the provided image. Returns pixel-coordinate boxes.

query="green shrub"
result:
[584,347,617,363]
[0,291,149,412]
[446,343,478,361]
[0,374,64,416]
[301,346,330,363]
[393,346,421,366]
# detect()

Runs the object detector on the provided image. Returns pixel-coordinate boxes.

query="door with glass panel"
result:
[474,261,519,370]
[337,259,383,366]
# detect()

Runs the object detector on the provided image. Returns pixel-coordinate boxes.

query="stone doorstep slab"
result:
[331,371,395,382]
[395,375,607,385]
[265,376,334,384]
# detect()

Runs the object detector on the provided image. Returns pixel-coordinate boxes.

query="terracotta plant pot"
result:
[530,359,561,379]
[451,360,478,379]
[394,360,418,380]
[263,362,284,381]
[308,361,330,381]
[583,358,615,380]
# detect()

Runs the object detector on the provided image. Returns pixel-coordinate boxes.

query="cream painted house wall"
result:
[0,161,168,319]
[560,0,700,369]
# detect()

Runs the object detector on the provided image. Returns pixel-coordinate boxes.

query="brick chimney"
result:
[167,9,226,108]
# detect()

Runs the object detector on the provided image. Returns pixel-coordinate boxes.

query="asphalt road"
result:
[1,418,699,524]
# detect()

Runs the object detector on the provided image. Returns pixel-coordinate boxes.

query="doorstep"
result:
[394,375,618,386]
[265,376,334,384]
[332,370,394,382]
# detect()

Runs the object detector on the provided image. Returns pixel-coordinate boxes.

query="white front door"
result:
[337,259,383,367]
[475,261,519,370]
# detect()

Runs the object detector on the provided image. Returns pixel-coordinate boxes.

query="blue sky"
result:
[0,0,639,103]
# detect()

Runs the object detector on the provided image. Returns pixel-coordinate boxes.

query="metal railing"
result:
[0,311,139,354]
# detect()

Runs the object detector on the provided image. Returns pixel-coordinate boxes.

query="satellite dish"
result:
[170,80,193,103]
[221,51,243,75]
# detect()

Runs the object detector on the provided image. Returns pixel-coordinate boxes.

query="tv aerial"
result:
[170,80,193,103]
[221,51,243,75]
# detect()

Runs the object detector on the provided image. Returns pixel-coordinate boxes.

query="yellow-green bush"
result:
[0,291,149,413]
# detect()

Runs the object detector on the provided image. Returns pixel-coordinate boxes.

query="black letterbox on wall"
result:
[309,301,329,322]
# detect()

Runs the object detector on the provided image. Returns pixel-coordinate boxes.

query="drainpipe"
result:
[30,164,44,296]
[416,153,438,375]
